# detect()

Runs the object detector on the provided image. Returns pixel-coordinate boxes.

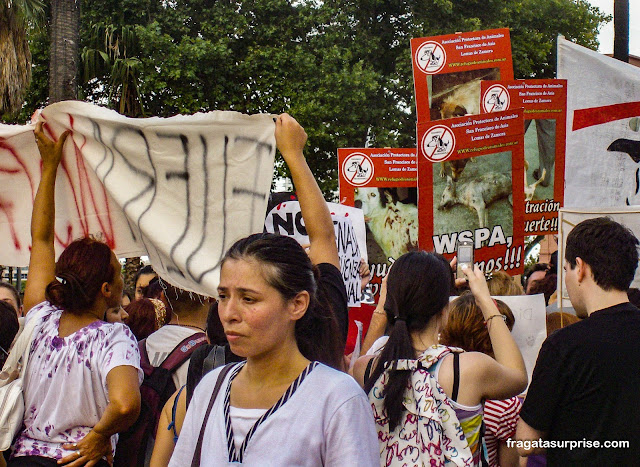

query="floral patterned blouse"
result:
[11,302,142,460]
[369,345,475,466]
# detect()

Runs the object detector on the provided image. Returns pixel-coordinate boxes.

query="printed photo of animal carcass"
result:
[434,151,513,238]
[354,187,418,264]
[524,119,556,201]
[428,68,501,121]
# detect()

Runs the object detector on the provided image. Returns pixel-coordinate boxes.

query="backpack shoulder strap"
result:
[202,345,226,374]
[138,339,154,375]
[160,332,207,371]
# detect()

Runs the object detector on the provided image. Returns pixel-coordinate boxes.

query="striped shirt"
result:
[484,397,522,466]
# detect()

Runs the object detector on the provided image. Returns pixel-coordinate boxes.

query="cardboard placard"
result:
[481,80,567,234]
[338,148,417,302]
[495,294,547,391]
[411,28,514,122]
[264,201,366,307]
[417,109,525,275]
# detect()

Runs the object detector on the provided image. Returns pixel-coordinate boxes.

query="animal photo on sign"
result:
[354,187,418,264]
[434,151,513,238]
[428,68,500,121]
[524,119,556,200]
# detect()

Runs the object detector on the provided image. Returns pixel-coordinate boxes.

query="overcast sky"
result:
[588,0,639,57]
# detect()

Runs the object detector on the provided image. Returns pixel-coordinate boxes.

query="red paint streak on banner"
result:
[0,167,21,174]
[0,138,36,197]
[42,120,116,250]
[0,137,37,251]
[0,199,22,249]
[73,139,116,248]
[573,102,640,131]
[68,114,116,249]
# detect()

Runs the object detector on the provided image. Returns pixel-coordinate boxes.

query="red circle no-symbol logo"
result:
[482,84,510,112]
[421,126,456,162]
[415,42,447,74]
[342,153,374,186]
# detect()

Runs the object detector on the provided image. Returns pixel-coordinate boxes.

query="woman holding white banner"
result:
[6,123,142,467]
[168,114,378,466]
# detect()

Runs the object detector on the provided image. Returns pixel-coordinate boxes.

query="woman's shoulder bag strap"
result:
[190,363,235,467]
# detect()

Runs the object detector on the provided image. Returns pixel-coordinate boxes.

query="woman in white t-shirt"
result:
[6,123,142,467]
[169,114,378,466]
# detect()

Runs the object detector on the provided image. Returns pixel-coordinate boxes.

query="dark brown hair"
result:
[45,237,115,314]
[527,273,557,305]
[0,301,19,367]
[222,233,344,370]
[124,298,159,341]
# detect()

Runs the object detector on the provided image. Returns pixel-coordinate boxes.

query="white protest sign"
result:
[558,38,640,207]
[558,207,640,310]
[495,294,547,390]
[0,101,276,297]
[264,201,366,306]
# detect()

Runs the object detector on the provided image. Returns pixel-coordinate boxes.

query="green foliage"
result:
[81,22,144,116]
[6,0,608,196]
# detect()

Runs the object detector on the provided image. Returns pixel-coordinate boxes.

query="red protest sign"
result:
[417,109,526,275]
[411,28,514,123]
[481,80,567,235]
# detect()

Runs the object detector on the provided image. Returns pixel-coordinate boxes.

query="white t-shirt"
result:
[12,302,142,460]
[145,324,203,389]
[170,362,379,467]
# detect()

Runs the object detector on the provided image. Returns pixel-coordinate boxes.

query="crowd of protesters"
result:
[1,114,639,467]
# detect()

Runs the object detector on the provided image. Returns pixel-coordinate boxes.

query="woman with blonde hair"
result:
[441,292,522,466]
[487,270,524,296]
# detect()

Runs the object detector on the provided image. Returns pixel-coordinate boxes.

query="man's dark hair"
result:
[134,264,156,287]
[523,263,548,288]
[565,217,639,291]
[528,273,558,305]
[549,250,558,274]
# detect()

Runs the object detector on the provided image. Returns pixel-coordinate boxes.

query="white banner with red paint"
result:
[558,37,640,207]
[0,101,276,297]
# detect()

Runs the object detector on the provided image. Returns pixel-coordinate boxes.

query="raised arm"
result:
[23,123,70,313]
[360,273,389,355]
[463,265,528,399]
[275,114,339,269]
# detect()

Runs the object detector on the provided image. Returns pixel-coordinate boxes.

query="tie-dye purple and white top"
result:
[11,302,143,460]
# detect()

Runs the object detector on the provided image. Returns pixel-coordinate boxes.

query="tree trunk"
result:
[49,0,80,103]
[123,257,142,295]
[0,3,32,115]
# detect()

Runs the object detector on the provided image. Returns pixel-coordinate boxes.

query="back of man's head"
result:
[565,217,639,291]
[161,281,210,315]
